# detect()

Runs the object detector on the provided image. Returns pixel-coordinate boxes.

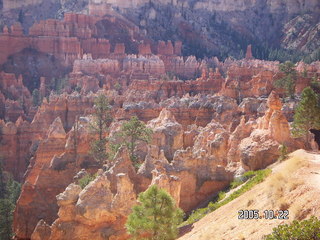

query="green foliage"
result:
[267,48,305,63]
[0,199,14,240]
[0,160,21,240]
[74,85,82,93]
[303,48,320,64]
[278,144,288,162]
[108,141,122,161]
[229,171,256,189]
[126,185,184,240]
[216,191,226,201]
[161,72,178,81]
[52,160,69,171]
[292,87,320,138]
[264,216,320,240]
[114,116,152,167]
[0,160,6,199]
[90,139,108,164]
[302,68,308,78]
[78,173,97,189]
[51,76,68,94]
[89,94,113,164]
[274,61,297,98]
[114,83,122,91]
[90,94,112,140]
[310,78,320,93]
[182,169,271,226]
[32,89,41,106]
[18,10,24,24]
[73,116,80,161]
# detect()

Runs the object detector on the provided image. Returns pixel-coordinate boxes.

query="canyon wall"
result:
[0,23,317,237]
[4,0,319,14]
[19,88,308,240]
[0,13,104,66]
[87,0,319,14]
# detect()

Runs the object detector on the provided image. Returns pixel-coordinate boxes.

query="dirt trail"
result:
[309,152,320,190]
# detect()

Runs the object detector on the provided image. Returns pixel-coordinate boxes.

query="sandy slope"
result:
[179,150,320,240]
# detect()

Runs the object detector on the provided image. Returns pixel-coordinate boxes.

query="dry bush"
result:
[229,225,236,230]
[279,155,307,177]
[238,234,246,240]
[246,198,254,207]
[267,156,305,206]
[278,198,290,210]
[288,179,303,192]
[267,173,286,205]
[290,201,302,219]
[295,208,312,220]
[290,199,312,220]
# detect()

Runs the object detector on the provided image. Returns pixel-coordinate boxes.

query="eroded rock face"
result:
[8,57,319,240]
[147,108,183,161]
[14,117,77,239]
[0,3,319,239]
[151,164,181,206]
[239,91,298,170]
[31,220,51,240]
[46,172,135,240]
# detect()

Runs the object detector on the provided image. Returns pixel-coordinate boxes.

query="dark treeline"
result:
[0,160,21,240]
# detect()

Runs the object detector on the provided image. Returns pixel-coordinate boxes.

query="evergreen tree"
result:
[0,160,21,240]
[114,116,152,167]
[32,89,40,106]
[73,115,80,164]
[89,94,112,164]
[0,160,6,199]
[292,87,320,139]
[126,185,184,240]
[0,199,14,240]
[274,61,297,98]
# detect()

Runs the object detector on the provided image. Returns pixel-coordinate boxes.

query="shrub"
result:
[230,171,256,189]
[78,174,96,189]
[264,216,320,240]
[278,144,288,162]
[52,160,68,171]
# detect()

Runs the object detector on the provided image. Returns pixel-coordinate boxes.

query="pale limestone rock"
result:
[76,175,115,226]
[107,147,137,193]
[47,117,66,139]
[31,220,51,240]
[138,145,169,178]
[57,183,82,207]
[151,164,181,206]
[239,91,296,170]
[56,183,82,222]
[147,108,183,161]
[111,173,136,215]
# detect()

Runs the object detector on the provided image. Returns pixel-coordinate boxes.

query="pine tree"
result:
[73,115,80,164]
[89,94,113,164]
[0,160,6,199]
[114,116,152,167]
[292,87,320,139]
[32,89,40,106]
[274,61,297,98]
[0,199,14,240]
[0,160,21,240]
[126,185,184,240]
